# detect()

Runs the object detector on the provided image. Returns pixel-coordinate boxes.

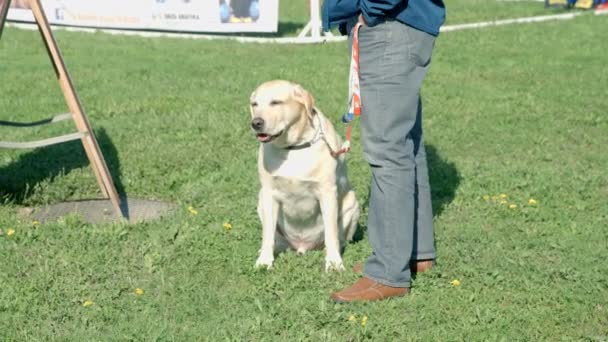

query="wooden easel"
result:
[0,0,123,218]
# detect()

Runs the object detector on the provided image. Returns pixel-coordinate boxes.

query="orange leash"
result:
[332,22,362,158]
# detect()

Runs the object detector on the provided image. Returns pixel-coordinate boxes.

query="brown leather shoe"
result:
[352,259,434,274]
[331,277,410,303]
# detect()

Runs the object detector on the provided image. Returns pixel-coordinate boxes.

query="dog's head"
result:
[249,80,316,147]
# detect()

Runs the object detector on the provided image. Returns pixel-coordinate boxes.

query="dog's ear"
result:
[249,90,257,116]
[292,84,316,119]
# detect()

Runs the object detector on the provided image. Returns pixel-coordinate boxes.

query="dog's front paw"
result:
[255,254,274,270]
[325,257,345,272]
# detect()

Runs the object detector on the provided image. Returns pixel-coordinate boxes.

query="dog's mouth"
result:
[256,130,283,143]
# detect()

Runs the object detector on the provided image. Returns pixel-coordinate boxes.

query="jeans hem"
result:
[363,273,410,288]
[411,252,436,261]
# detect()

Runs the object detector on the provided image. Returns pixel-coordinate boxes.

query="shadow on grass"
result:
[352,144,460,243]
[427,144,461,217]
[0,127,125,204]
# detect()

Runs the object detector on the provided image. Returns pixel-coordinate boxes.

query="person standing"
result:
[322,0,446,302]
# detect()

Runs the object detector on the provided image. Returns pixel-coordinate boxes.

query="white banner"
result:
[6,0,279,33]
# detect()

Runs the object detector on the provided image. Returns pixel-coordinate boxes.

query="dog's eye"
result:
[270,100,284,106]
[251,102,258,107]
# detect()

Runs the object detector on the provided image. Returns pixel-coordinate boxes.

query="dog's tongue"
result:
[257,134,271,142]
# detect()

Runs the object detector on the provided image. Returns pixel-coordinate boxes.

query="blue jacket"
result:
[322,0,446,36]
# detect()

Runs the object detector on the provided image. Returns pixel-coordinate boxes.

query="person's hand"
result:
[357,13,367,26]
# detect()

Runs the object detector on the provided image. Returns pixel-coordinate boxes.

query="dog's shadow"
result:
[351,144,460,243]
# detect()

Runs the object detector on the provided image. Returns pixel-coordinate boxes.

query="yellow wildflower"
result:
[451,279,461,287]
[361,315,368,327]
[500,200,507,205]
[6,229,15,236]
[187,206,198,216]
[509,204,517,209]
[83,299,94,307]
[482,195,490,201]
[528,198,538,205]
[135,288,144,296]
[500,194,507,199]
[223,222,233,230]
[32,220,40,225]
[348,314,356,322]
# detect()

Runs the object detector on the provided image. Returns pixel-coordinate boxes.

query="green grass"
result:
[1,2,608,340]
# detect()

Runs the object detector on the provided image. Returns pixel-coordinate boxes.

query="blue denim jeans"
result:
[353,20,437,288]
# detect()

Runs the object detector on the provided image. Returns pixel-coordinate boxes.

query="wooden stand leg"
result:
[27,0,124,218]
[0,0,11,40]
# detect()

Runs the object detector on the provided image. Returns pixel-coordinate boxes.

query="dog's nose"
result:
[251,117,265,131]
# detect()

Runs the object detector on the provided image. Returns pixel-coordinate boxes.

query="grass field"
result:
[1,1,608,340]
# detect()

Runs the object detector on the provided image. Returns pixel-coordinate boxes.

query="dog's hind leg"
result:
[340,190,360,244]
[320,186,345,272]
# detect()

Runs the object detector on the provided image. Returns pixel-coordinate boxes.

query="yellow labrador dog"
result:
[250,80,360,272]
